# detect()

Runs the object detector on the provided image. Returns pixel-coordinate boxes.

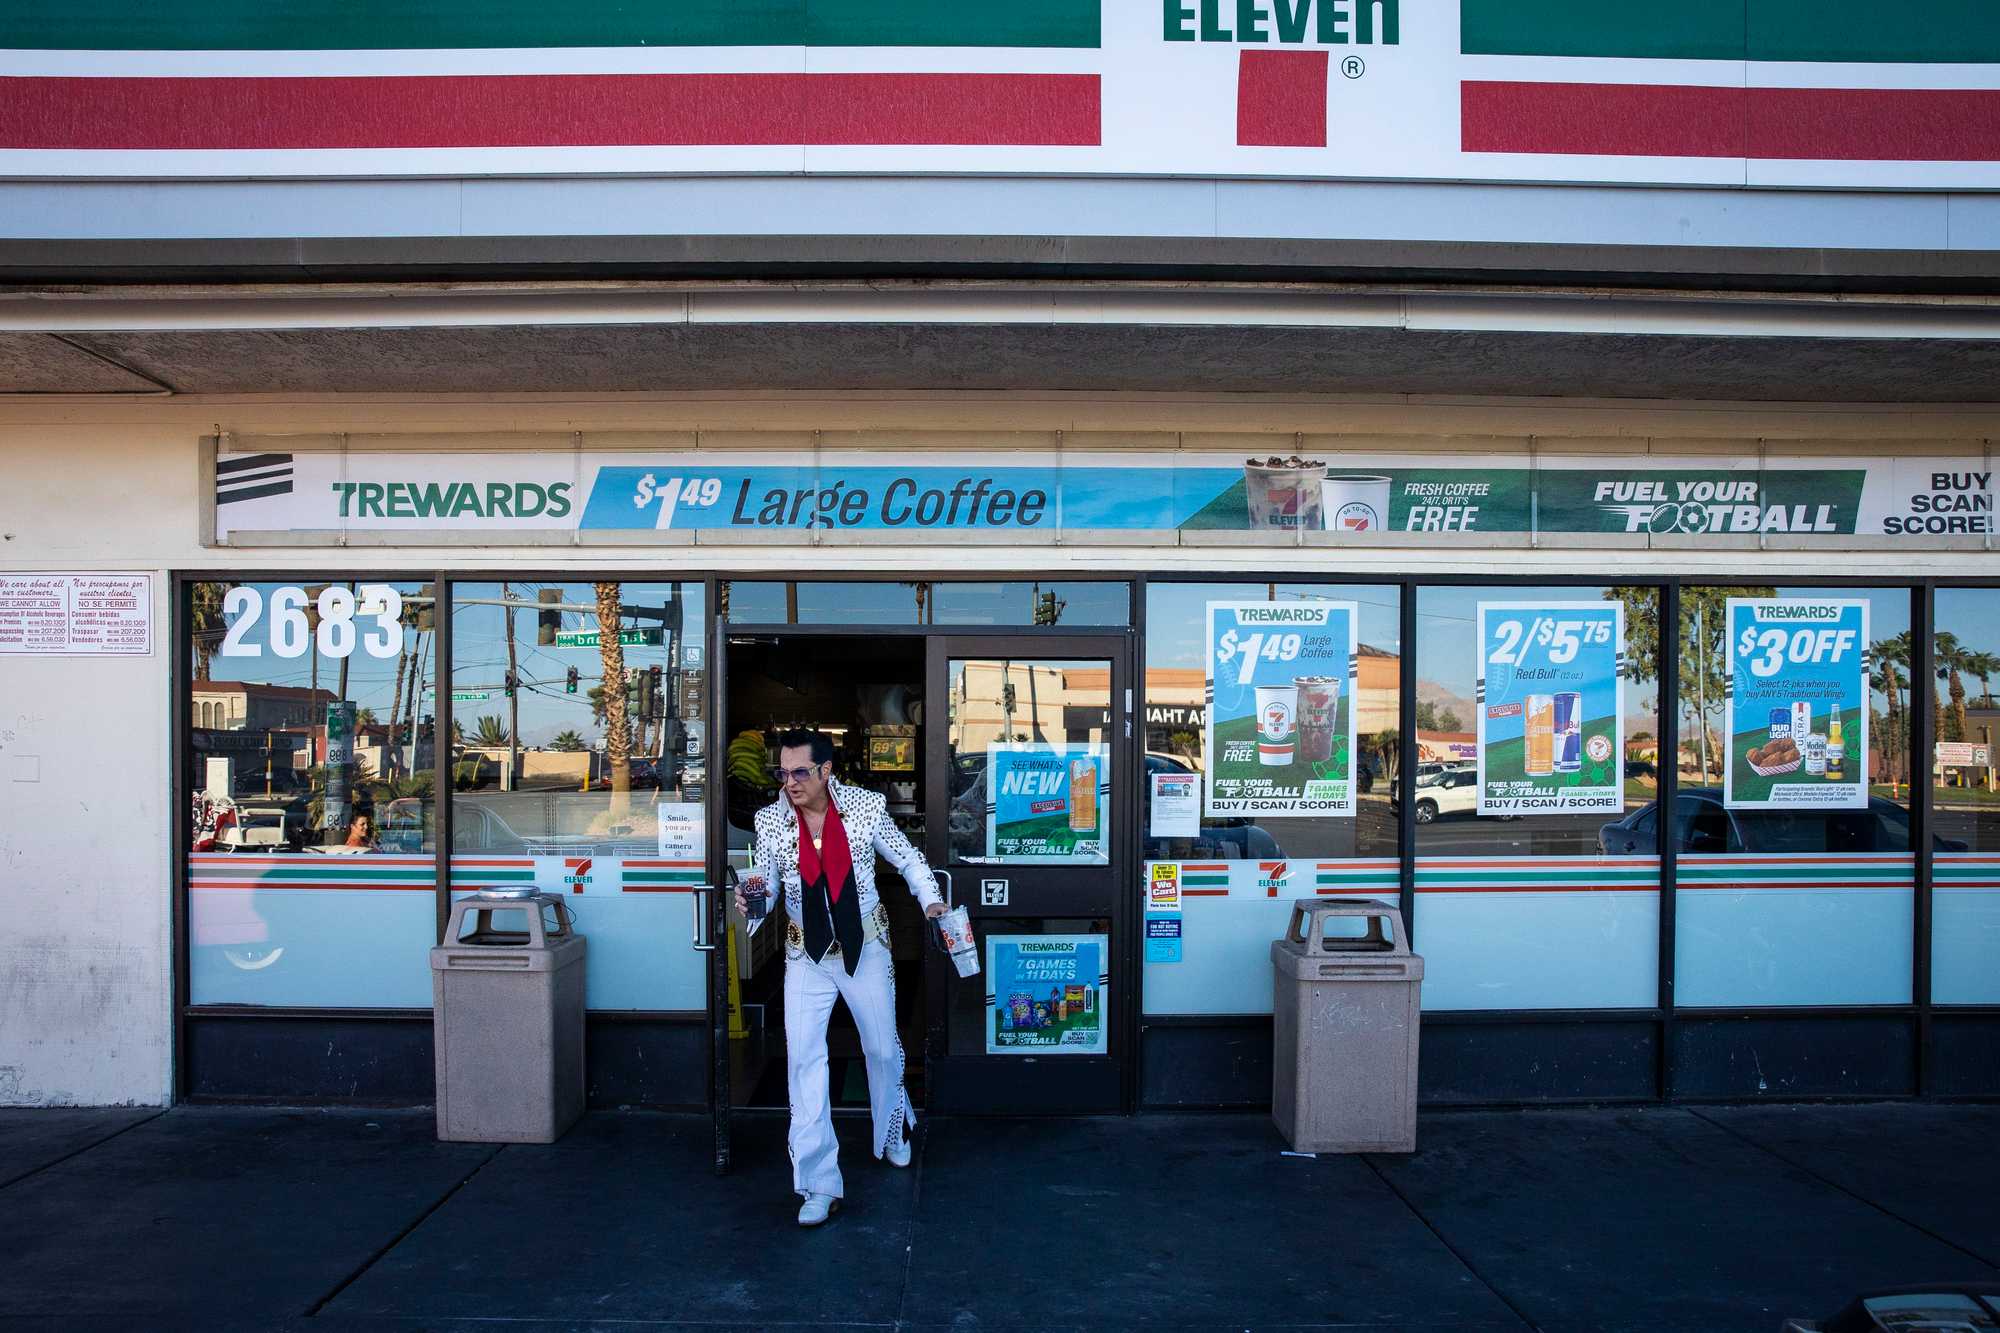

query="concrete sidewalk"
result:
[0,1103,1994,1332]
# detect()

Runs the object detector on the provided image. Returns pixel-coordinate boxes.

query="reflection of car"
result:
[628,758,664,790]
[1597,789,1968,855]
[1410,768,1481,824]
[1389,763,1474,805]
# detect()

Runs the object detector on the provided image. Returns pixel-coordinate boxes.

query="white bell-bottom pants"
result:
[783,938,914,1199]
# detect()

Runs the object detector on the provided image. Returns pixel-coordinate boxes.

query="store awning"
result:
[2,282,1998,400]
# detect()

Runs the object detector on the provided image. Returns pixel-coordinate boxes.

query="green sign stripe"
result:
[1461,0,2000,63]
[1180,875,1232,886]
[1677,868,1910,883]
[626,873,705,884]
[449,870,538,882]
[0,1,1100,51]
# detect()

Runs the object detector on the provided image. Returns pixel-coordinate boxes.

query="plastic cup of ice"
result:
[1243,458,1327,530]
[937,905,980,978]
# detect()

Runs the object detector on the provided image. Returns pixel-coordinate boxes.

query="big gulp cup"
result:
[1320,474,1393,532]
[1255,683,1299,766]
[1243,456,1326,530]
[936,905,980,978]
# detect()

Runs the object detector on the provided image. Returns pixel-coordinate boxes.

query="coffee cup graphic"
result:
[1320,474,1393,532]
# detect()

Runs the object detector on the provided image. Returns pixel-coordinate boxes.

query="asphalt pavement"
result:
[0,1103,1993,1331]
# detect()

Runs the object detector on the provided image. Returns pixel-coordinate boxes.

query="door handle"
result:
[691,885,718,951]
[933,868,954,908]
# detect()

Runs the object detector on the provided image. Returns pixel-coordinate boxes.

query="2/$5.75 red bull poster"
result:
[1203,601,1359,818]
[1475,601,1626,816]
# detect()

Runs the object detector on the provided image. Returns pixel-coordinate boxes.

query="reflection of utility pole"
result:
[503,581,519,792]
[1695,608,1711,785]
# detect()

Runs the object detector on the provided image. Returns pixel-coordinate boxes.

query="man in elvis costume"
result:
[738,728,946,1227]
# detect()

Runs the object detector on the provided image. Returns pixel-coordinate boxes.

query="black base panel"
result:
[1420,1019,1659,1104]
[926,1055,1121,1114]
[1672,1014,1915,1099]
[1141,1018,1658,1108]
[585,1019,707,1109]
[1932,1014,2000,1097]
[185,1015,709,1108]
[186,1016,435,1104]
[1139,1021,1272,1107]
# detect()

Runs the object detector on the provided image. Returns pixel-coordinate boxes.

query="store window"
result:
[186,579,437,1007]
[449,581,709,1011]
[1141,581,1401,1015]
[1930,589,2000,1005]
[722,580,1129,626]
[1674,586,1914,1007]
[1413,585,1663,1010]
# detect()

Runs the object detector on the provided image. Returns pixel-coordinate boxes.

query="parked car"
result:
[1598,788,1968,855]
[1388,762,1474,805]
[1409,767,1486,823]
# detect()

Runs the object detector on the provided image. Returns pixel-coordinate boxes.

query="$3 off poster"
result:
[1477,603,1625,815]
[1725,599,1870,810]
[1204,601,1359,818]
[986,742,1108,864]
[988,934,1108,1055]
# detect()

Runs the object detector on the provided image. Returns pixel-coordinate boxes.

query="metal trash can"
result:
[431,890,587,1144]
[1270,898,1423,1154]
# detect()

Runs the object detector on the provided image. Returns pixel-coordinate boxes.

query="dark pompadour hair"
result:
[775,727,836,767]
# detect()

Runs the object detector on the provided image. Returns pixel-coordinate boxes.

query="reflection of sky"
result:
[193,580,708,750]
[1145,583,1402,670]
[451,583,704,748]
[199,580,428,724]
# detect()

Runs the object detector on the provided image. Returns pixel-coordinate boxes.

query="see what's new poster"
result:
[1204,601,1358,818]
[1725,599,1869,810]
[1477,603,1625,815]
[986,743,1108,864]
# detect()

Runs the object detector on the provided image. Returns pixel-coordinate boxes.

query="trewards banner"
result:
[212,447,1998,545]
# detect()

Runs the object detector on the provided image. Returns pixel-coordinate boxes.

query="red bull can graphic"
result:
[1553,692,1583,774]
[1525,695,1555,776]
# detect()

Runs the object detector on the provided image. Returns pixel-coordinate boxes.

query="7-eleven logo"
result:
[561,857,593,893]
[1258,860,1292,895]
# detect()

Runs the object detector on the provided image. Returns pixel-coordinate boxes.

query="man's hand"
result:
[733,886,752,916]
[925,902,948,919]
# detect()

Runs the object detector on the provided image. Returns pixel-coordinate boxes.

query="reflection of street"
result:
[1416,810,1634,856]
[1933,805,1999,848]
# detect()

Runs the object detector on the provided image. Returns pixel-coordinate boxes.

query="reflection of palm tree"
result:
[1965,650,2000,710]
[596,581,632,811]
[1936,631,1972,743]
[551,729,586,751]
[190,582,225,680]
[1870,635,1909,795]
[472,714,510,746]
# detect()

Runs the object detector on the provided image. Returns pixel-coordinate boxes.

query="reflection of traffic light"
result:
[641,665,664,719]
[536,588,561,645]
[566,666,579,694]
[504,671,518,697]
[1033,590,1064,625]
[415,583,436,631]
[418,716,435,742]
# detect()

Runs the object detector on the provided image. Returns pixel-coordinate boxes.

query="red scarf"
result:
[796,799,854,904]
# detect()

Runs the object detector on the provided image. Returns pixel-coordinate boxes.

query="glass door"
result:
[923,635,1132,1113]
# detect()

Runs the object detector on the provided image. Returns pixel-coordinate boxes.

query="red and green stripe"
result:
[1462,0,2000,64]
[0,0,1100,50]
[1462,0,2000,161]
[0,73,1099,150]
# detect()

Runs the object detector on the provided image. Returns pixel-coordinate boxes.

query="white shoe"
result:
[884,1135,912,1168]
[797,1192,839,1227]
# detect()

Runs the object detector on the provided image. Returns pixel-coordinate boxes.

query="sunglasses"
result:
[772,764,825,785]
